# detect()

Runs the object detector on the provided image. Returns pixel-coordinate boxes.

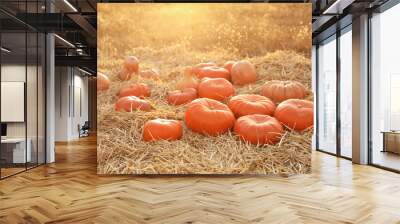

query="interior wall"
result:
[54,67,89,141]
[55,66,70,141]
[352,14,369,164]
[77,72,89,137]
[1,64,35,138]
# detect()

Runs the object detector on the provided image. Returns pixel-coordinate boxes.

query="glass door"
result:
[339,26,352,158]
[317,35,337,154]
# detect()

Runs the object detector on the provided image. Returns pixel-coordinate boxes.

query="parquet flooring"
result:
[1,135,400,223]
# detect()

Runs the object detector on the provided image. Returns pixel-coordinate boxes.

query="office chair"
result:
[79,121,90,138]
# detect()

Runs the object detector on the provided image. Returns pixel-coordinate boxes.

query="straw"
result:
[97,49,312,175]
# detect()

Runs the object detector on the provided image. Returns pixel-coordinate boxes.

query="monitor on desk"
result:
[1,123,7,138]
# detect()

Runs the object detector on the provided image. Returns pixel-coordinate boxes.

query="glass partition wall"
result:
[0,3,46,179]
[339,26,352,159]
[0,30,27,177]
[315,25,352,159]
[370,3,400,171]
[317,35,337,155]
[315,0,400,172]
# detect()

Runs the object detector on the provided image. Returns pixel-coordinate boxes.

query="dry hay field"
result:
[97,4,312,175]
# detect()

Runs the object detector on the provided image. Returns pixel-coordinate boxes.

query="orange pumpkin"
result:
[143,119,183,141]
[118,83,150,98]
[118,68,132,81]
[139,69,159,80]
[176,67,199,90]
[123,56,139,74]
[261,80,307,102]
[97,73,110,91]
[167,88,197,106]
[115,96,152,112]
[231,60,257,85]
[185,98,235,136]
[198,78,235,101]
[191,62,216,76]
[197,66,230,80]
[228,94,276,118]
[274,99,313,131]
[234,114,283,145]
[223,61,236,73]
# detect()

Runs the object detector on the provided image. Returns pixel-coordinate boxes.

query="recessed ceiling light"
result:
[54,34,75,48]
[78,67,93,76]
[1,47,11,53]
[323,0,355,15]
[63,0,78,12]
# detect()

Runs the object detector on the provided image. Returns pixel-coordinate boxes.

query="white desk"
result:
[1,138,31,163]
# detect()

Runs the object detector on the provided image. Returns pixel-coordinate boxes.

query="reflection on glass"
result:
[1,31,27,177]
[0,1,47,179]
[27,31,38,169]
[371,3,400,171]
[318,36,337,154]
[340,28,352,158]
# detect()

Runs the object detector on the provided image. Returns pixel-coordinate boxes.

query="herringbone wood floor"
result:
[1,135,400,224]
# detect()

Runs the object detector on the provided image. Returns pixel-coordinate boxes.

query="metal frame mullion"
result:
[336,26,342,157]
[315,44,320,151]
[24,0,28,171]
[0,22,2,179]
[367,10,374,165]
[44,31,47,165]
[36,0,39,168]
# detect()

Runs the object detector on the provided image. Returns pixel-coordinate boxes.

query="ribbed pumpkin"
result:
[261,80,307,102]
[185,98,235,136]
[191,62,216,76]
[143,119,183,141]
[118,83,151,98]
[97,73,110,91]
[223,61,236,73]
[274,99,313,131]
[198,77,235,101]
[228,94,276,117]
[231,60,257,85]
[118,68,132,81]
[123,56,139,74]
[176,67,199,90]
[167,88,197,106]
[139,69,159,80]
[197,66,230,80]
[115,96,152,112]
[234,114,283,145]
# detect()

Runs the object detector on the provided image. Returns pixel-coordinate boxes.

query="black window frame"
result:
[314,18,353,161]
[0,0,47,180]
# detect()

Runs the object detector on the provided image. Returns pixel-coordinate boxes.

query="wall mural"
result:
[97,3,312,175]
